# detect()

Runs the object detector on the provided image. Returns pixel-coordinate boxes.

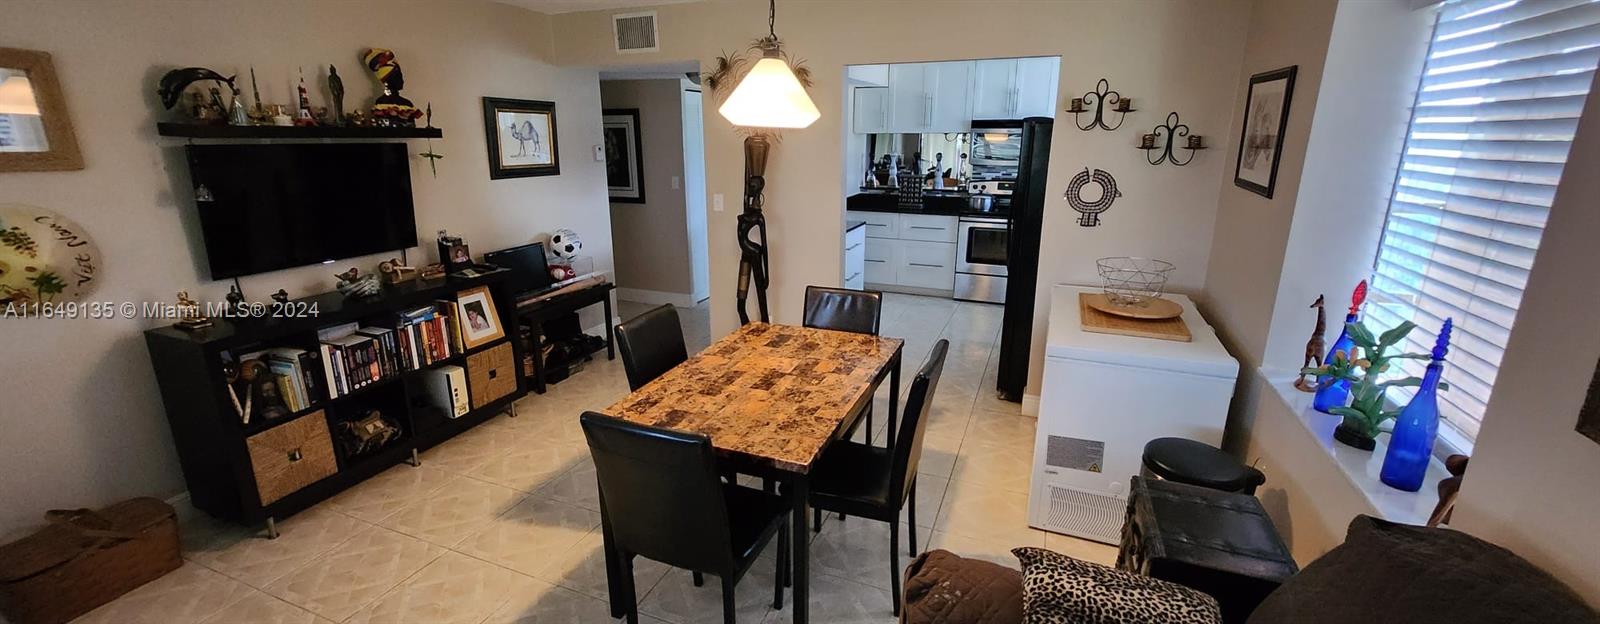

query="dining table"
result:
[600,321,905,623]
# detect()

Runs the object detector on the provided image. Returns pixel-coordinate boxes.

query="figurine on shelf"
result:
[156,67,237,111]
[335,267,382,298]
[420,103,443,178]
[326,65,346,127]
[225,283,247,316]
[378,258,417,284]
[270,289,289,305]
[174,291,213,331]
[419,263,446,281]
[247,67,271,125]
[1293,295,1327,392]
[295,69,317,127]
[362,48,423,127]
[345,110,371,127]
[206,87,230,124]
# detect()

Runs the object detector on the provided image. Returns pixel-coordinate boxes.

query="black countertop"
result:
[846,190,1008,218]
[845,219,867,232]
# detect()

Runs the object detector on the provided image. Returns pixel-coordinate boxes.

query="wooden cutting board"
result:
[1079,293,1192,342]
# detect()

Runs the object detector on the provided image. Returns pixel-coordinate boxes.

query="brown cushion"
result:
[1013,547,1222,624]
[902,549,1024,624]
[1247,516,1600,624]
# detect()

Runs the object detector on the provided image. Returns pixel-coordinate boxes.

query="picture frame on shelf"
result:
[1233,65,1297,198]
[603,108,645,203]
[481,96,559,179]
[0,47,84,172]
[455,285,505,349]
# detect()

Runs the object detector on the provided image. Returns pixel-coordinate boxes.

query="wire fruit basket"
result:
[1096,257,1175,306]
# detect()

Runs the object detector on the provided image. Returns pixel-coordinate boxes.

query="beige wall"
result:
[0,0,612,535]
[601,78,694,297]
[551,0,1253,398]
[1450,72,1600,605]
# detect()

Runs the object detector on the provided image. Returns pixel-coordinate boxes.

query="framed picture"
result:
[0,47,83,172]
[455,286,505,349]
[1577,356,1600,446]
[1234,66,1297,198]
[604,108,645,203]
[482,97,560,179]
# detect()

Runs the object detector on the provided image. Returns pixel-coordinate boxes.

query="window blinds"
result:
[1371,0,1600,441]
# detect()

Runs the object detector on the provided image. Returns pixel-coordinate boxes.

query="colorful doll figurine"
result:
[361,48,423,127]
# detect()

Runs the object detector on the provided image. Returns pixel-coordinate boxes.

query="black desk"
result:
[514,281,617,394]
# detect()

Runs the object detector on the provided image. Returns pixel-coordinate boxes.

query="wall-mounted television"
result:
[186,143,419,280]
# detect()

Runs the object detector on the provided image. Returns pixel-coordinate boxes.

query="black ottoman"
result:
[1117,476,1297,624]
[1142,437,1265,494]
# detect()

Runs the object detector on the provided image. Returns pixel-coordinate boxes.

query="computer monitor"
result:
[484,242,554,295]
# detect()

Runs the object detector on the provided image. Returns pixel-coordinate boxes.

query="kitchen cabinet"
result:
[898,240,957,290]
[887,61,972,133]
[970,57,1060,120]
[898,213,959,243]
[852,87,889,134]
[854,210,899,239]
[847,210,957,294]
[843,224,866,290]
[863,237,896,285]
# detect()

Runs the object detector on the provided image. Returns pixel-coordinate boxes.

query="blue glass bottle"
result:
[1312,314,1359,413]
[1380,318,1452,492]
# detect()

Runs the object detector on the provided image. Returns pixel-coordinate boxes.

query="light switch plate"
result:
[593,145,605,161]
[713,194,725,212]
[671,176,681,190]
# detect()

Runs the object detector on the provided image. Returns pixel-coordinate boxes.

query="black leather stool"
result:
[1140,437,1265,495]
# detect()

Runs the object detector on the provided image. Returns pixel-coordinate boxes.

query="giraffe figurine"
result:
[1294,295,1328,392]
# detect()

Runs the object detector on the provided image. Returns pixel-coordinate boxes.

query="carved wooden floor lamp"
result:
[704,0,818,325]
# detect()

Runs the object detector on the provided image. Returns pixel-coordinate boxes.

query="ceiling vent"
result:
[612,11,659,54]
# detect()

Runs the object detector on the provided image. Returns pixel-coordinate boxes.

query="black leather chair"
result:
[614,304,688,391]
[802,285,884,441]
[580,412,789,624]
[805,339,948,616]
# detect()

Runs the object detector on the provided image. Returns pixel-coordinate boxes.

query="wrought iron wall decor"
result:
[1068,78,1135,131]
[1140,111,1206,167]
[1064,168,1122,227]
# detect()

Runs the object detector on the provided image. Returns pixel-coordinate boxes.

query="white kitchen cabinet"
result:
[897,240,957,290]
[897,213,958,243]
[969,57,1060,120]
[849,210,899,239]
[843,224,867,290]
[852,87,889,134]
[863,237,898,285]
[887,61,972,133]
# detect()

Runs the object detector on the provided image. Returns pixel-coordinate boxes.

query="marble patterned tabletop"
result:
[603,322,904,474]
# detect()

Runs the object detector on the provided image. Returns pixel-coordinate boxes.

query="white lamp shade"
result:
[717,57,819,129]
[0,75,40,116]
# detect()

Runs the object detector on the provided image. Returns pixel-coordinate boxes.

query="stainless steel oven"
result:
[955,216,1008,304]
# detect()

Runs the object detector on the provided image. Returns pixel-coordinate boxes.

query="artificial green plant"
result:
[1301,320,1445,440]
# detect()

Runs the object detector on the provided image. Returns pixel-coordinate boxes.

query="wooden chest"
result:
[467,342,517,410]
[245,411,338,505]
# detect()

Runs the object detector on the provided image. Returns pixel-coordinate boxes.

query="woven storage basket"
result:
[246,410,338,505]
[467,342,516,409]
[0,498,182,624]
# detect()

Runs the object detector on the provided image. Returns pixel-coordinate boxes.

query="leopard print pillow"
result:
[1012,547,1221,624]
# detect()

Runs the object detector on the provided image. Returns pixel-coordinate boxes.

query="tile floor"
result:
[76,294,1115,624]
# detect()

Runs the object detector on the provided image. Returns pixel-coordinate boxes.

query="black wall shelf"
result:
[156,122,442,140]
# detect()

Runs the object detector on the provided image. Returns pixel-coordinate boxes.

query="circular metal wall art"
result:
[1064,168,1122,227]
[0,203,102,305]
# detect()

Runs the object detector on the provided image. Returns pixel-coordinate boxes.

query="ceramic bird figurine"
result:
[327,65,345,127]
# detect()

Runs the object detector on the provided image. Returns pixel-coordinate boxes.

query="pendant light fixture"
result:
[716,0,819,129]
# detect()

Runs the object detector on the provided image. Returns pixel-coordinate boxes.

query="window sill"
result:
[1261,367,1447,526]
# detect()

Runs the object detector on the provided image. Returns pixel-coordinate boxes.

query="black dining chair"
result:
[804,339,947,616]
[802,285,884,441]
[580,412,789,624]
[614,304,688,391]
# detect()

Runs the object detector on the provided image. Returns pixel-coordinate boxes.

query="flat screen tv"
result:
[186,143,419,279]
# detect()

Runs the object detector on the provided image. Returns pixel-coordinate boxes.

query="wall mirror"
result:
[0,47,82,172]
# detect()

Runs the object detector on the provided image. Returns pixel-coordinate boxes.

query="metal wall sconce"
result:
[1139,112,1205,166]
[1068,78,1135,131]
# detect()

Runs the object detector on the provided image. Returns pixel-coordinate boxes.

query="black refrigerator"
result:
[996,117,1053,401]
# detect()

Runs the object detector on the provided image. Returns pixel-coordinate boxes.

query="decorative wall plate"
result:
[0,203,101,305]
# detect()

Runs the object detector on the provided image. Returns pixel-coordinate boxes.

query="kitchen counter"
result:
[845,219,867,232]
[846,190,1007,218]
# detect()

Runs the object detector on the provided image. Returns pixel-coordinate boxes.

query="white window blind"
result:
[1371,0,1600,442]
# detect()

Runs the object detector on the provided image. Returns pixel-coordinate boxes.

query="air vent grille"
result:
[1042,484,1125,544]
[613,11,659,54]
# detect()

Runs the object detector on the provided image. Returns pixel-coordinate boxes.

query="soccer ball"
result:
[549,229,583,260]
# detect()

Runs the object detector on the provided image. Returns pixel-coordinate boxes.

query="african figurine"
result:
[327,65,346,126]
[362,48,423,127]
[1293,295,1327,392]
[735,135,772,325]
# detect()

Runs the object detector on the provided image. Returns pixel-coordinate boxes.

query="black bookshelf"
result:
[144,271,522,536]
[156,122,442,140]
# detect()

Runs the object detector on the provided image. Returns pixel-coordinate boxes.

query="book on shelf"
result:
[419,364,470,418]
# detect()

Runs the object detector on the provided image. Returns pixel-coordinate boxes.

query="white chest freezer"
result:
[1028,285,1239,544]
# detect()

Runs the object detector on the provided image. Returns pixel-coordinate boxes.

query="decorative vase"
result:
[1313,312,1359,413]
[1381,319,1452,492]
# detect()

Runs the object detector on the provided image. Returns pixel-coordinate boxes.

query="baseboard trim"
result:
[615,287,699,308]
[166,491,199,525]
[1022,393,1041,417]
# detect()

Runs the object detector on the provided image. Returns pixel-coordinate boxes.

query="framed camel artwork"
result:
[481,97,559,179]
